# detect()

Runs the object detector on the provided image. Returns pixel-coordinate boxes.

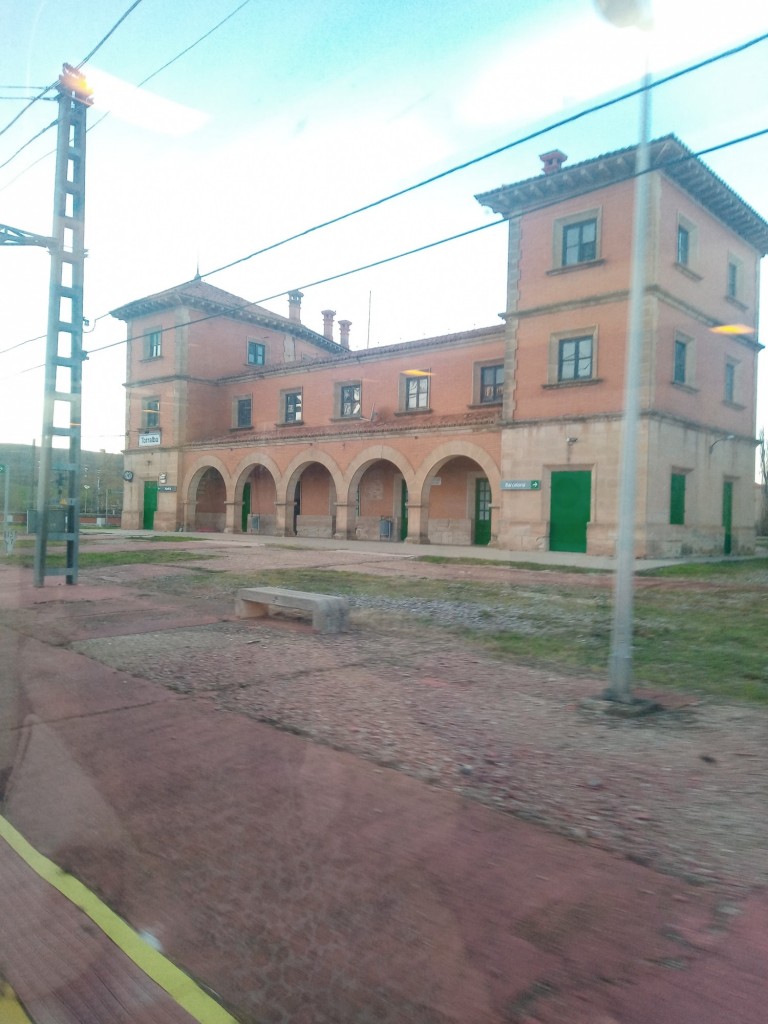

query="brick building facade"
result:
[114,136,767,557]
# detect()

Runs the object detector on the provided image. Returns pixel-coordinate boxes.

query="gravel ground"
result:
[69,562,768,896]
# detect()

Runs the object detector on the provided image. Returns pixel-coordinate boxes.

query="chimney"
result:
[288,290,303,323]
[338,319,351,349]
[321,309,336,341]
[540,149,567,175]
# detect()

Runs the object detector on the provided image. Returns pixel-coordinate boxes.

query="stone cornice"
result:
[477,135,768,255]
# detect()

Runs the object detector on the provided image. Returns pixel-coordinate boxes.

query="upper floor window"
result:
[673,338,688,385]
[726,257,741,301]
[404,373,430,411]
[724,360,737,404]
[677,224,690,266]
[558,335,593,382]
[480,364,504,403]
[340,383,361,418]
[144,329,162,360]
[235,396,252,428]
[142,396,160,429]
[247,340,265,366]
[284,389,302,423]
[562,218,597,266]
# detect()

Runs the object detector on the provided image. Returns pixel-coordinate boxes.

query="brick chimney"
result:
[288,290,303,323]
[338,319,351,349]
[321,309,336,341]
[540,149,567,175]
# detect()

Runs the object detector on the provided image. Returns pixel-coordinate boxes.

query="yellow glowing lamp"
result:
[709,324,755,335]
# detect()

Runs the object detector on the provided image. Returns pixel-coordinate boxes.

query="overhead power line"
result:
[74,0,145,70]
[1,126,766,375]
[71,128,768,364]
[0,0,144,144]
[0,0,253,185]
[196,29,768,283]
[0,117,57,172]
[0,81,57,142]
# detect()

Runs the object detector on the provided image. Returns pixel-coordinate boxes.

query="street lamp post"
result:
[595,0,653,703]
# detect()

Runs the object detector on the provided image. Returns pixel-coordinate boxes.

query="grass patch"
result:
[416,555,606,573]
[126,534,208,543]
[19,547,765,704]
[640,557,768,580]
[8,549,213,569]
[183,564,766,703]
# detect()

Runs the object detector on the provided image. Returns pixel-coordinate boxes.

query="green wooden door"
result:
[549,471,591,553]
[241,482,251,533]
[142,481,158,530]
[399,480,409,541]
[722,481,733,555]
[474,478,492,545]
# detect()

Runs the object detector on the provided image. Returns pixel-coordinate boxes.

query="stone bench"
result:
[235,586,349,634]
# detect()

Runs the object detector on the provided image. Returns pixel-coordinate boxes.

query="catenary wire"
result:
[0,0,145,144]
[195,30,768,283]
[0,117,57,172]
[0,0,254,183]
[74,0,145,70]
[1,126,765,371]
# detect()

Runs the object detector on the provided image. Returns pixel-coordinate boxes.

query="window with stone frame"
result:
[141,396,160,428]
[479,364,504,403]
[562,218,597,266]
[284,389,303,423]
[247,340,265,366]
[144,329,162,360]
[558,335,593,382]
[235,396,252,428]
[340,383,362,417]
[404,374,430,410]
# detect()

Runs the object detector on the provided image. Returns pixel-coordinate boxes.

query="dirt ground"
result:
[2,536,767,1023]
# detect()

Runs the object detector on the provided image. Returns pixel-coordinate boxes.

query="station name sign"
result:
[138,432,161,447]
[501,479,541,491]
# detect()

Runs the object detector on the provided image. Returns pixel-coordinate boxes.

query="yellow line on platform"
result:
[0,982,33,1024]
[0,815,240,1024]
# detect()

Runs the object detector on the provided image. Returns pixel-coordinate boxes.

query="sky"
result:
[1,0,767,458]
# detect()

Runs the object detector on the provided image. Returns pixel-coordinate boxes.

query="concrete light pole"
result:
[594,0,653,702]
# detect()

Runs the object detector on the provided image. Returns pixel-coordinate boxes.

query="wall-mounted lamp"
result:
[566,437,579,445]
[709,434,736,453]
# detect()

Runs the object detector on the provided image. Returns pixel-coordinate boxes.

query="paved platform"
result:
[1,553,767,1023]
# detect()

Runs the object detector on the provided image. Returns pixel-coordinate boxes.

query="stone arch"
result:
[232,452,281,502]
[182,454,233,503]
[341,445,416,542]
[414,441,501,502]
[233,454,281,535]
[183,457,230,533]
[279,451,343,539]
[342,444,416,497]
[278,450,344,504]
[413,441,501,547]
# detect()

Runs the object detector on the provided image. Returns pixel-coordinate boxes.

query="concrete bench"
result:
[235,587,349,634]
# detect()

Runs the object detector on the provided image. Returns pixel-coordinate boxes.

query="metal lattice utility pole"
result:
[34,64,92,587]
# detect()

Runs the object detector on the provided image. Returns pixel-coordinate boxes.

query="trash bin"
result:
[250,514,261,534]
[379,517,393,540]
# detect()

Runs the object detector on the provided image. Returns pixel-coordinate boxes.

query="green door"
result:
[474,478,492,545]
[722,481,733,555]
[549,471,591,553]
[142,481,158,530]
[292,480,301,535]
[399,480,409,541]
[241,482,251,533]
